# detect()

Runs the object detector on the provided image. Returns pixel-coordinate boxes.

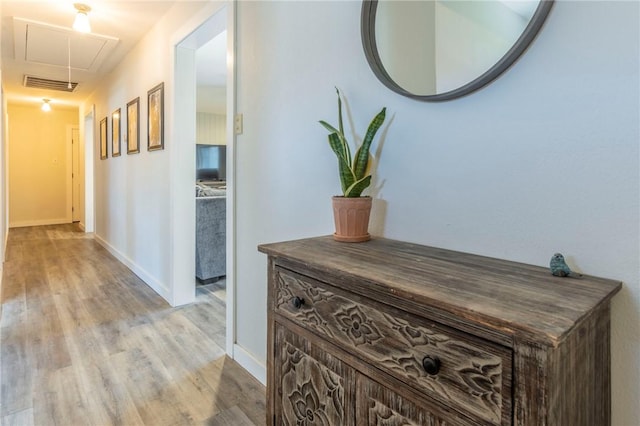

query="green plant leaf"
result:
[320,120,351,166]
[328,133,355,194]
[327,132,348,165]
[344,175,372,197]
[353,107,386,180]
[336,87,345,137]
[319,120,340,135]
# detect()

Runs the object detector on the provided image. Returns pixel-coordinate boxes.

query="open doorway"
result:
[194,28,227,297]
[174,4,235,356]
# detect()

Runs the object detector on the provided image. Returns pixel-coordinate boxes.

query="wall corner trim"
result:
[233,343,266,386]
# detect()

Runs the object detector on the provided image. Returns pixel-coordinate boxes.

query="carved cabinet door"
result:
[274,324,355,425]
[356,375,478,426]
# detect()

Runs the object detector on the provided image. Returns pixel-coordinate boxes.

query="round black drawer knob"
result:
[422,356,441,375]
[292,296,305,309]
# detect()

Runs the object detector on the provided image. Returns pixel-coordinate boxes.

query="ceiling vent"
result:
[23,75,78,92]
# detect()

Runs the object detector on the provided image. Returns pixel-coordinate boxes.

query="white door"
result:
[72,126,80,222]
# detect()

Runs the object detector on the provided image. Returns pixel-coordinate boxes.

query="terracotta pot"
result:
[332,196,372,242]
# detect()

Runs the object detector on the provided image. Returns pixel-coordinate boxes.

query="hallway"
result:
[0,224,265,425]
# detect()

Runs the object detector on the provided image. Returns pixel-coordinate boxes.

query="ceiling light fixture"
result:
[41,99,51,112]
[73,3,92,33]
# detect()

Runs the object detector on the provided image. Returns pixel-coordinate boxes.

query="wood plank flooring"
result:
[0,224,265,425]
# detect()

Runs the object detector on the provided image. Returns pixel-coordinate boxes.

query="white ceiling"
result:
[1,1,179,107]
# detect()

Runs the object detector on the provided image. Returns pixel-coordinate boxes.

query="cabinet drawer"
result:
[274,268,512,425]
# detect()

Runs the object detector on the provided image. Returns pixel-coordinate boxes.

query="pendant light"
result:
[73,3,91,33]
[41,99,51,112]
[68,38,72,90]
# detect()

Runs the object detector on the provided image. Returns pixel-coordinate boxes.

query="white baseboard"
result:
[9,218,70,228]
[93,234,172,303]
[233,344,266,386]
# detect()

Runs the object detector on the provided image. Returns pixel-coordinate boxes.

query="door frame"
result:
[83,106,95,233]
[65,124,81,224]
[171,2,237,358]
[65,125,75,223]
[70,126,80,222]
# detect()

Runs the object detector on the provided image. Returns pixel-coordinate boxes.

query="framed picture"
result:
[127,97,140,154]
[99,117,108,160]
[147,82,164,151]
[112,108,121,157]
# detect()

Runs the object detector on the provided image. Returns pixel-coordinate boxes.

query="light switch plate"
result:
[234,114,243,135]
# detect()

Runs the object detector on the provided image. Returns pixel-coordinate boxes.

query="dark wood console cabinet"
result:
[259,236,621,425]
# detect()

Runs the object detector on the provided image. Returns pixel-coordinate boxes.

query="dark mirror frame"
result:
[361,0,554,102]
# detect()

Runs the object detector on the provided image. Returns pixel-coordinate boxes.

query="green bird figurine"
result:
[550,253,582,278]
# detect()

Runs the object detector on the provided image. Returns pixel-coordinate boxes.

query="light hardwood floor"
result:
[0,224,265,425]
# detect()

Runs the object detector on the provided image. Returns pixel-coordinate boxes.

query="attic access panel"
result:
[13,18,119,73]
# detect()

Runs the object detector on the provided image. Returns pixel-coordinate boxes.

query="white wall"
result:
[197,85,226,114]
[83,1,223,304]
[7,103,79,227]
[0,1,4,248]
[1,89,5,249]
[196,112,226,145]
[0,2,3,312]
[234,1,639,424]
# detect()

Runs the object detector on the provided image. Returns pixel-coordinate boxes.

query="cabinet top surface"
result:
[259,236,621,346]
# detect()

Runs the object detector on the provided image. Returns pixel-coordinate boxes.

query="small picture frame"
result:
[99,117,108,160]
[112,108,121,157]
[147,82,164,151]
[127,97,140,154]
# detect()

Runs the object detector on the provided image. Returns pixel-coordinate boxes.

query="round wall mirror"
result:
[361,0,554,101]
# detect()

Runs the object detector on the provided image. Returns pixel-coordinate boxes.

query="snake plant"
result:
[319,88,386,197]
